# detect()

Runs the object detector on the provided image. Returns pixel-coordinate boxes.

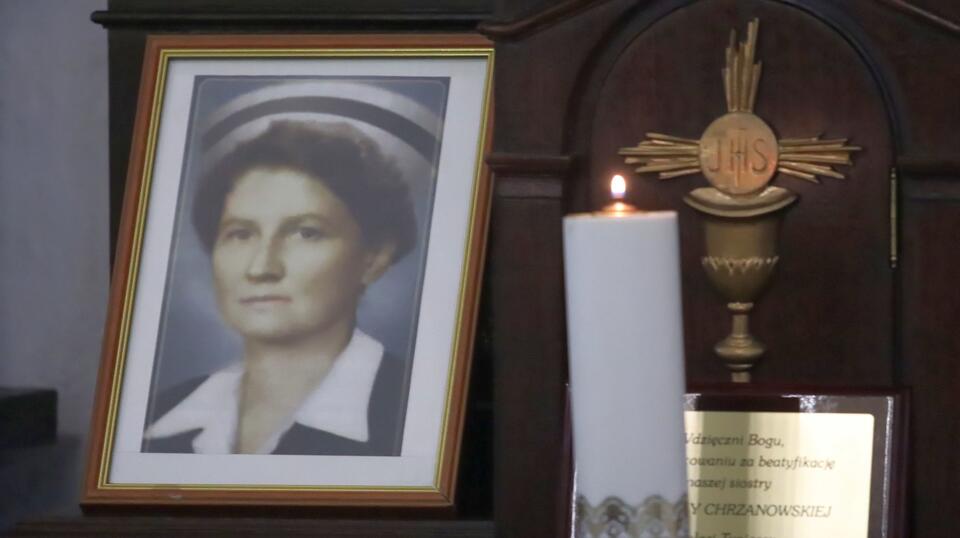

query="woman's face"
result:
[211,167,384,343]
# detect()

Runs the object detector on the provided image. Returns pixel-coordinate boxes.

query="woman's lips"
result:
[239,295,292,304]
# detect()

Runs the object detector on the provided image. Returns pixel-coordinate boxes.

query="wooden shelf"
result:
[10,517,495,537]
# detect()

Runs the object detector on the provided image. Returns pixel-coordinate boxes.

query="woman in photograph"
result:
[142,119,416,456]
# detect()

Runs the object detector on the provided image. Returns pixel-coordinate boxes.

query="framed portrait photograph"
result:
[84,34,493,507]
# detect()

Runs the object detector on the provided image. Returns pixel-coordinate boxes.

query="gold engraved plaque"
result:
[684,411,874,538]
[700,113,778,195]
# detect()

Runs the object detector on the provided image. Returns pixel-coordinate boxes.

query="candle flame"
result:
[610,175,627,199]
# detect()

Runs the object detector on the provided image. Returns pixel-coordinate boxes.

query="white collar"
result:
[144,329,384,454]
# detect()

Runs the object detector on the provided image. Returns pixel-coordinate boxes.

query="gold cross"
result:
[618,19,860,195]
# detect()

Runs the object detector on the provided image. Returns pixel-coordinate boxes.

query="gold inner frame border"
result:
[96,44,495,495]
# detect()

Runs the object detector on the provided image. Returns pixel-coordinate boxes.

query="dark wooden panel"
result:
[899,193,960,538]
[11,517,494,537]
[845,0,960,158]
[108,0,490,10]
[490,0,572,28]
[486,0,635,154]
[483,0,616,40]
[488,172,569,538]
[898,157,960,177]
[878,0,960,36]
[456,272,494,518]
[95,14,488,31]
[101,0,492,28]
[902,177,960,201]
[581,0,895,385]
[106,29,147,264]
[490,0,960,159]
[907,0,960,21]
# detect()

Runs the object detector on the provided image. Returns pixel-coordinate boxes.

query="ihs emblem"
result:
[619,18,860,195]
[617,19,862,382]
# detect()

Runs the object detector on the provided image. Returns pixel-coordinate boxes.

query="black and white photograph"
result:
[140,76,448,457]
[84,35,493,506]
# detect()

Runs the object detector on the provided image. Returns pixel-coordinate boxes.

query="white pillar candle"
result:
[563,183,688,538]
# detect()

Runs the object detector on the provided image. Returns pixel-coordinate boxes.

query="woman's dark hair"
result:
[192,120,417,261]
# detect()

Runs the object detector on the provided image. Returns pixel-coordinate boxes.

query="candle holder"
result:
[619,19,859,382]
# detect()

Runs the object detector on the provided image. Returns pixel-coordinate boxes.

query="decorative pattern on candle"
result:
[576,494,689,538]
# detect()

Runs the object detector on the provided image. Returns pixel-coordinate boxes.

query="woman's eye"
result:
[296,226,325,240]
[222,227,254,242]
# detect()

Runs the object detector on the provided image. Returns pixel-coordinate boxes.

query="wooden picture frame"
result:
[84,34,494,508]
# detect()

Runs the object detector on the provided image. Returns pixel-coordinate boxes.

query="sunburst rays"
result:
[724,18,762,113]
[618,19,860,186]
[618,133,701,180]
[777,136,861,183]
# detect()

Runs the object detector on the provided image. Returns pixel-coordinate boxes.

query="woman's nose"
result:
[245,239,285,281]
